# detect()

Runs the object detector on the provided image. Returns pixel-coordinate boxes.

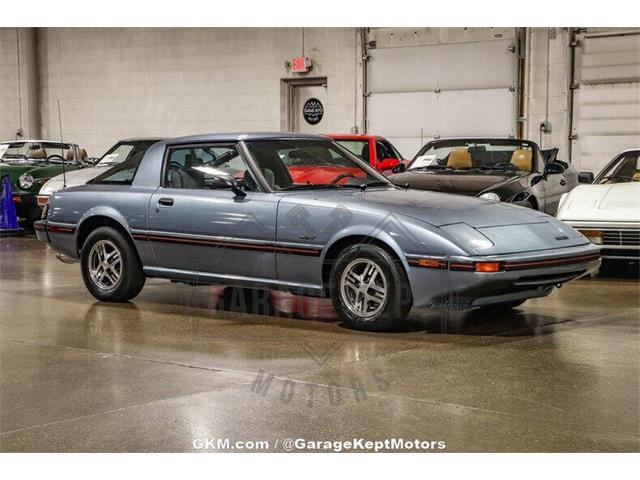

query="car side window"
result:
[164,144,260,191]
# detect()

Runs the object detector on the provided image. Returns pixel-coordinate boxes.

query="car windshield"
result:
[0,142,28,161]
[595,151,640,184]
[0,142,74,163]
[334,139,369,160]
[408,141,536,173]
[245,139,390,190]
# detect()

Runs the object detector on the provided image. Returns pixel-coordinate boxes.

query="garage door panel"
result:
[573,135,640,174]
[368,39,515,93]
[572,31,640,171]
[368,88,515,157]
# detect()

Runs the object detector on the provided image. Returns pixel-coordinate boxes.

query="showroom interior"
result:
[0,27,639,452]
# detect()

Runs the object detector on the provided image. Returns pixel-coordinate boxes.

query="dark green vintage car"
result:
[0,140,89,226]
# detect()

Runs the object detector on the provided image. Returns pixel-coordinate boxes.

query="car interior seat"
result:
[510,148,533,172]
[447,148,472,169]
[361,144,370,163]
[169,154,205,188]
[30,147,47,159]
[244,168,276,191]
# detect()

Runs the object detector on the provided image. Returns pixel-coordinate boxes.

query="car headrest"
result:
[30,147,47,159]
[510,148,532,172]
[185,154,202,168]
[447,148,472,169]
[263,168,276,189]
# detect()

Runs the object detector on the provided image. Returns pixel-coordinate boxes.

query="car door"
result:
[541,160,569,214]
[147,143,278,280]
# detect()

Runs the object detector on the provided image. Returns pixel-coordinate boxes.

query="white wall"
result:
[0,28,40,141]
[37,28,361,157]
[525,27,571,159]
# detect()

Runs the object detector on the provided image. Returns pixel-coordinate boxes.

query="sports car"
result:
[388,138,589,215]
[0,140,89,226]
[557,148,640,265]
[37,138,164,207]
[34,133,600,331]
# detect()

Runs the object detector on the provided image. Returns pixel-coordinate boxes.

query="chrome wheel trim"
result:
[340,258,388,318]
[88,240,122,291]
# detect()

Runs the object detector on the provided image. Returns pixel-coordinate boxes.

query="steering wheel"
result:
[330,172,356,184]
[492,161,519,170]
[46,154,65,162]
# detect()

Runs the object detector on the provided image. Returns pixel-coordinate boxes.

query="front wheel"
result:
[81,226,146,302]
[329,244,413,331]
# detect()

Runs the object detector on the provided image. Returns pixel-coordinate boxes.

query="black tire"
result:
[329,243,412,331]
[80,226,146,302]
[478,299,526,313]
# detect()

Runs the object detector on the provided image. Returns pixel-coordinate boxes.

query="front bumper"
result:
[12,192,41,220]
[562,221,639,261]
[406,243,601,309]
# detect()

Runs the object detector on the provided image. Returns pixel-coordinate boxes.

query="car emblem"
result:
[555,235,569,241]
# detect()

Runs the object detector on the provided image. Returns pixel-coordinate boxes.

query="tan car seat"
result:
[30,147,47,159]
[632,171,640,181]
[447,148,472,169]
[510,148,533,171]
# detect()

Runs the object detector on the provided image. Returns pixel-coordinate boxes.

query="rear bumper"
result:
[34,220,78,259]
[406,244,601,308]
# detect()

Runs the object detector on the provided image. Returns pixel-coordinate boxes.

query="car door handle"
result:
[158,197,174,207]
[560,179,567,186]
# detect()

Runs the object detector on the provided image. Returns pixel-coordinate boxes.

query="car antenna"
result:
[57,99,66,190]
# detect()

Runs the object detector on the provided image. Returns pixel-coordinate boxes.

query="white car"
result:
[37,138,163,207]
[557,149,640,264]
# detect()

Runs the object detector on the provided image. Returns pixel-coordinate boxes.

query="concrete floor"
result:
[0,236,638,452]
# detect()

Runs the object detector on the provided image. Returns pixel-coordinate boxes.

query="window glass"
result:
[335,140,369,162]
[246,139,389,191]
[164,144,257,190]
[409,141,535,173]
[98,144,135,166]
[596,151,640,184]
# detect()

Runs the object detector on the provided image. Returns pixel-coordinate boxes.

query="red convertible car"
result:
[283,134,404,185]
[327,134,403,172]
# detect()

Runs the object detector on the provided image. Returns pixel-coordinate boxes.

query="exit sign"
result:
[290,56,312,73]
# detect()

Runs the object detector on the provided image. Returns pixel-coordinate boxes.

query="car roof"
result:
[326,133,381,140]
[118,137,167,142]
[160,132,326,146]
[1,139,79,146]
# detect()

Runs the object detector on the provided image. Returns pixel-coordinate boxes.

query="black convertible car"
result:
[388,138,592,215]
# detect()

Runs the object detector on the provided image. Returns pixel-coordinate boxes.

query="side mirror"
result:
[212,175,246,197]
[391,162,407,174]
[544,161,565,175]
[578,171,594,184]
[378,158,399,171]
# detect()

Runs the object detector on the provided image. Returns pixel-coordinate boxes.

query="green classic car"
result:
[0,140,89,226]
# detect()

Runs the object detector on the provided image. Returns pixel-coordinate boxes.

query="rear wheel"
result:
[329,244,412,331]
[81,226,146,302]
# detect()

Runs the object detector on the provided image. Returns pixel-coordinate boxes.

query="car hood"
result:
[557,183,640,223]
[39,166,102,195]
[282,187,587,255]
[389,170,526,196]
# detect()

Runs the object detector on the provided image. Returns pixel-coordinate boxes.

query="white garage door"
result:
[571,31,640,173]
[365,28,518,158]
